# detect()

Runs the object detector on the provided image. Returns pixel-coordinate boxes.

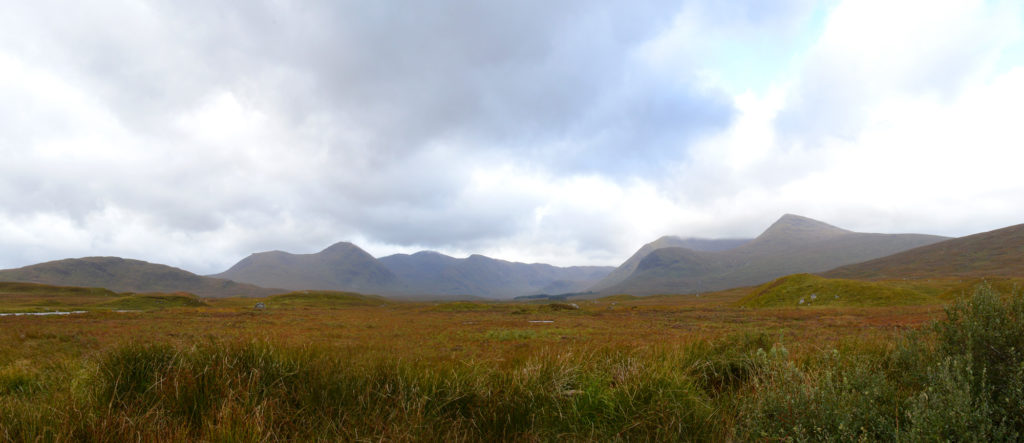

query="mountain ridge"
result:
[212,242,402,293]
[822,223,1024,279]
[598,214,949,295]
[0,257,277,298]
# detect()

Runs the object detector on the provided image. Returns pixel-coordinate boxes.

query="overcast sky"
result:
[2,0,1023,274]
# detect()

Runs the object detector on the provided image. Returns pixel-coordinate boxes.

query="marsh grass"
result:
[2,284,1024,441]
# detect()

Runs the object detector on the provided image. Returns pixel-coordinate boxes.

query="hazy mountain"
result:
[600,214,948,295]
[378,251,613,298]
[589,236,750,291]
[823,223,1024,280]
[212,242,401,293]
[0,257,276,298]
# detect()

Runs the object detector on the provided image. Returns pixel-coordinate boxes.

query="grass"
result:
[2,279,1023,440]
[264,290,390,308]
[0,282,207,313]
[739,273,941,308]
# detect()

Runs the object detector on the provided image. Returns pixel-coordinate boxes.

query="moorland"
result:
[2,215,1024,441]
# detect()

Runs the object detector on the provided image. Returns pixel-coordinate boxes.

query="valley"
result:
[2,214,1024,440]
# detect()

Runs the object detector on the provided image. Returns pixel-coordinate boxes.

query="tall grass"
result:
[3,285,1024,440]
[738,284,1024,441]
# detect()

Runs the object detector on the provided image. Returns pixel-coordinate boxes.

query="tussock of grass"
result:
[739,273,939,308]
[266,290,389,308]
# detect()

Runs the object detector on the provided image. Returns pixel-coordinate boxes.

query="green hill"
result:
[0,281,207,312]
[738,274,939,308]
[265,290,390,308]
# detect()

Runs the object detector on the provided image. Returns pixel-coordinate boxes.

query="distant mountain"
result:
[589,236,750,291]
[0,257,276,298]
[378,251,613,298]
[823,223,1024,280]
[600,214,948,295]
[211,242,402,293]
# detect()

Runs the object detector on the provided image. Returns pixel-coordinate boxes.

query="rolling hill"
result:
[212,242,402,293]
[822,223,1024,280]
[737,274,939,308]
[588,236,750,291]
[599,214,948,296]
[0,257,276,298]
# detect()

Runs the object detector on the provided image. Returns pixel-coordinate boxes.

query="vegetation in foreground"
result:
[0,284,1022,440]
[0,282,206,313]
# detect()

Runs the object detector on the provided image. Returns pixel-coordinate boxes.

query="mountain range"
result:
[597,214,949,295]
[3,214,1022,299]
[213,243,614,299]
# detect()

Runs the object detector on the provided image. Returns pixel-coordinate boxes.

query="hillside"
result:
[738,274,939,308]
[589,236,750,291]
[378,252,613,298]
[0,281,209,312]
[212,242,402,293]
[601,214,948,295]
[0,257,275,298]
[823,223,1024,280]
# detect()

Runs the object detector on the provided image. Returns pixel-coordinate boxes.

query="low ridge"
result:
[0,257,275,298]
[823,223,1024,279]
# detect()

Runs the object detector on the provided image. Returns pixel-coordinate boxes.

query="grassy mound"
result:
[0,282,118,297]
[739,274,939,308]
[266,290,389,308]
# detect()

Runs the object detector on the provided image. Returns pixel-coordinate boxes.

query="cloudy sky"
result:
[1,0,1023,274]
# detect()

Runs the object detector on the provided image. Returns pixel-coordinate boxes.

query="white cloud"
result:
[0,0,1022,275]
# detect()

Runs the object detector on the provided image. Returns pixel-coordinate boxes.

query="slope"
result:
[212,242,402,293]
[602,214,948,295]
[0,257,275,298]
[822,223,1024,280]
[737,274,939,308]
[589,236,750,291]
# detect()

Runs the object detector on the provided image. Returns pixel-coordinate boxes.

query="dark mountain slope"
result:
[823,223,1024,279]
[589,236,750,291]
[212,242,401,293]
[602,214,948,295]
[0,257,275,298]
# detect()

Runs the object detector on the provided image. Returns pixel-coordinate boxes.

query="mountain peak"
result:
[758,214,849,240]
[319,241,361,254]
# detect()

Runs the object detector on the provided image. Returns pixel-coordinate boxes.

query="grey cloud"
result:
[0,0,775,272]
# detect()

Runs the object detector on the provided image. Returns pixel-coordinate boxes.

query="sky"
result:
[1,0,1023,274]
